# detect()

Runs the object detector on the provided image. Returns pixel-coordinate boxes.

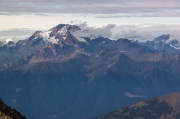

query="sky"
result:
[1,0,180,41]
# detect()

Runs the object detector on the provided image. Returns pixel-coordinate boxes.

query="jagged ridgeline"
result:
[1,24,180,119]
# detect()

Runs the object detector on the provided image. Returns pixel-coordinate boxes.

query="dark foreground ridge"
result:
[0,99,26,119]
[93,92,180,119]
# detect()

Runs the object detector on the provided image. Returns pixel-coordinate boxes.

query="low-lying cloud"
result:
[0,29,36,42]
[72,21,180,41]
[1,22,180,42]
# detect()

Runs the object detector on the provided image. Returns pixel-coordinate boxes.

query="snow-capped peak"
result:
[1,38,16,47]
[40,24,87,44]
[5,38,14,43]
[138,34,180,52]
[49,24,81,33]
[156,34,180,49]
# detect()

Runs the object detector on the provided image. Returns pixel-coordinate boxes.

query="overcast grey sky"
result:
[1,0,180,41]
[1,0,180,16]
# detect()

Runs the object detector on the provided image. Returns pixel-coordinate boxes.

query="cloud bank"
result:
[1,22,180,42]
[72,21,180,41]
[0,29,36,42]
[1,0,180,17]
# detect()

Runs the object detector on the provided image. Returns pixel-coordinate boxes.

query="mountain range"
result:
[1,24,180,119]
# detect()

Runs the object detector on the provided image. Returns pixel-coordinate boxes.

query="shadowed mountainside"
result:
[94,92,180,119]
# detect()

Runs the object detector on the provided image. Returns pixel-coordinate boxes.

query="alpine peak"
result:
[40,24,85,45]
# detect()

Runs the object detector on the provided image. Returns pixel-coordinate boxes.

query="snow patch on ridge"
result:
[50,36,59,44]
[40,31,51,40]
[5,38,14,43]
[170,44,180,50]
[125,92,143,98]
[76,37,86,42]
[40,31,60,44]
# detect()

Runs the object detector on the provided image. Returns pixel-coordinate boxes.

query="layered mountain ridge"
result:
[94,92,180,119]
[1,24,180,119]
[1,24,180,68]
